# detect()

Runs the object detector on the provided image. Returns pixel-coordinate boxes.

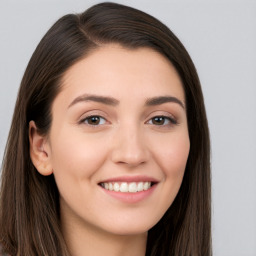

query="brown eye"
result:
[83,116,106,125]
[148,116,177,126]
[152,116,166,125]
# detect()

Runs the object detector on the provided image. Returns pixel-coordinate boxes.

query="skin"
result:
[29,45,190,256]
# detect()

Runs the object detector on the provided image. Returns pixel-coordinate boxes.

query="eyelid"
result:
[77,108,108,119]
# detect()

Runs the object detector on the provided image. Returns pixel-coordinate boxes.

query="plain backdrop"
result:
[0,0,255,255]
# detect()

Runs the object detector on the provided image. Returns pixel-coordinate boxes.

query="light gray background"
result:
[0,0,255,255]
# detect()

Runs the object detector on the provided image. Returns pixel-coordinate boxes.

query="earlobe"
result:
[29,121,53,176]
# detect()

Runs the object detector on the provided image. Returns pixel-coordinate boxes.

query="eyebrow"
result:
[68,94,119,108]
[145,96,185,109]
[68,94,185,109]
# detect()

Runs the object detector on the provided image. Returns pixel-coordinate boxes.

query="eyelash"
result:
[147,116,178,126]
[79,115,178,127]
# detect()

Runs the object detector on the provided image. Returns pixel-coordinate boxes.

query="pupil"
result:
[153,117,164,125]
[89,116,100,125]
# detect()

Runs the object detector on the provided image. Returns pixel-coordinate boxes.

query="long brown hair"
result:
[0,2,211,255]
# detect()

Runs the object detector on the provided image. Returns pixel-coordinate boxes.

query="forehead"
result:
[58,45,185,103]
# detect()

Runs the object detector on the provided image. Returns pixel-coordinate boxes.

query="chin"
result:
[100,218,158,236]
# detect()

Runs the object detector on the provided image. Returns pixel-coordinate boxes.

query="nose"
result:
[110,125,149,167]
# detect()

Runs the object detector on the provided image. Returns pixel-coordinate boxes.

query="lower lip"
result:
[99,184,157,203]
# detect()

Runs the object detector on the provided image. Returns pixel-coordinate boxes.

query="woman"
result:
[0,2,211,256]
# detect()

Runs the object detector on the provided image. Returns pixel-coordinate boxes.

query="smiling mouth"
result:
[99,181,155,193]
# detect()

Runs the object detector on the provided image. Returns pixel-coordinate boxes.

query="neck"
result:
[61,213,147,256]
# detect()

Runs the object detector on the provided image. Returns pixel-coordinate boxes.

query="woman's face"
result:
[34,45,190,235]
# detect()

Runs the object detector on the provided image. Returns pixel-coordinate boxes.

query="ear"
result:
[29,121,53,176]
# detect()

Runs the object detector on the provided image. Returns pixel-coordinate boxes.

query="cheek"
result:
[166,140,189,186]
[49,128,109,181]
[153,131,190,195]
[48,129,111,214]
[146,131,190,221]
[153,131,190,174]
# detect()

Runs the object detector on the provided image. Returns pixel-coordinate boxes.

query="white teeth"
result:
[143,182,150,190]
[113,183,120,192]
[128,182,137,193]
[100,181,152,193]
[137,182,144,192]
[120,182,128,192]
[108,183,113,191]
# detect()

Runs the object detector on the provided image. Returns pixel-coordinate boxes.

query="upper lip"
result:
[98,175,159,183]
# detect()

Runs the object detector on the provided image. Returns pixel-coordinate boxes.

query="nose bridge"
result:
[111,121,149,166]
